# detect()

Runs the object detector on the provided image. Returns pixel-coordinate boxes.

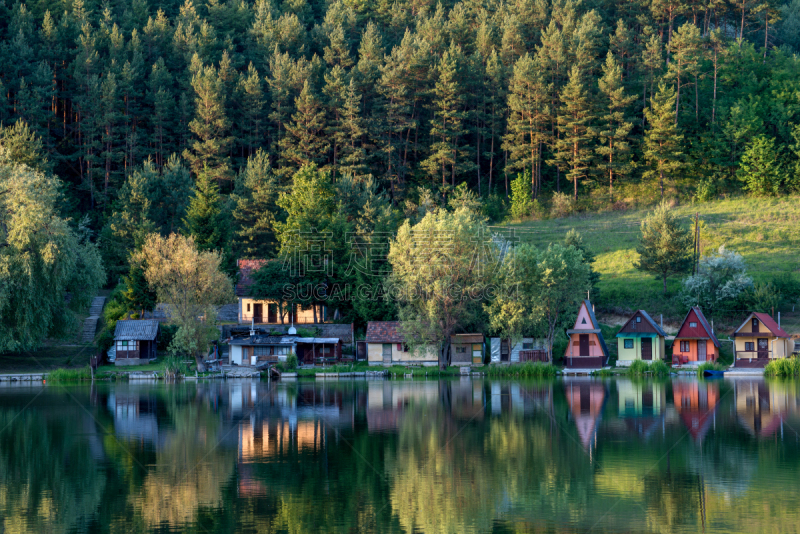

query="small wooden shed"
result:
[450,334,484,366]
[564,300,609,369]
[365,321,438,366]
[113,319,159,366]
[733,312,792,368]
[672,307,719,366]
[615,310,667,366]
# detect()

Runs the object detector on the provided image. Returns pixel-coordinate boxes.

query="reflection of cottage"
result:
[450,333,484,366]
[617,380,665,417]
[489,337,548,364]
[672,378,719,443]
[235,259,324,324]
[672,307,719,366]
[615,310,667,366]
[113,319,159,366]
[229,335,342,366]
[565,379,606,450]
[733,312,792,368]
[733,379,799,437]
[564,300,609,369]
[365,321,438,366]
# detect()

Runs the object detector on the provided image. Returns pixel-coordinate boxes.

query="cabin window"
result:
[680,341,690,352]
[752,319,758,328]
[253,346,269,356]
[116,340,138,351]
[745,342,754,351]
[636,317,641,323]
[624,339,634,349]
[456,347,467,353]
[522,342,533,349]
[402,344,409,352]
[689,322,697,328]
[581,318,587,324]
[247,303,251,312]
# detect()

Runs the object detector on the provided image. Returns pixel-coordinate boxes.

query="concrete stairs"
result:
[80,296,107,343]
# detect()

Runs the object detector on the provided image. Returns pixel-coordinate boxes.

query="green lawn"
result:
[498,195,800,330]
[0,345,95,374]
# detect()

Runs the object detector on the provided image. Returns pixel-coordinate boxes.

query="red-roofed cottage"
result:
[672,307,719,366]
[364,321,438,366]
[236,259,322,324]
[733,312,792,368]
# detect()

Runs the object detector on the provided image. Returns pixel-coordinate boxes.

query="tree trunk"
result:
[440,339,451,368]
[663,273,667,295]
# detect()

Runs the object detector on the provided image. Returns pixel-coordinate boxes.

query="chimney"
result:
[778,312,781,329]
[660,314,663,328]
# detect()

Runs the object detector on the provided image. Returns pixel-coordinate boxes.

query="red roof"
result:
[236,259,268,297]
[735,312,790,338]
[365,321,405,343]
[675,307,720,347]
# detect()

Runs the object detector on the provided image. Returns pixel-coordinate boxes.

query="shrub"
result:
[627,360,650,375]
[649,360,670,376]
[764,357,800,377]
[510,170,534,219]
[626,360,670,376]
[286,353,298,370]
[550,192,573,218]
[694,178,717,202]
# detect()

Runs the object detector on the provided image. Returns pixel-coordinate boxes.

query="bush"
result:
[482,192,508,222]
[286,353,298,370]
[649,360,670,376]
[694,178,717,202]
[764,357,800,377]
[550,192,573,218]
[626,360,650,375]
[486,362,558,377]
[510,170,534,219]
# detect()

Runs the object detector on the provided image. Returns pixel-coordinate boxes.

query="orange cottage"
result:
[672,307,720,366]
[563,300,609,369]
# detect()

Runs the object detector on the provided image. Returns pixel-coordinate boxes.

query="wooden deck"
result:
[564,356,605,369]
[734,358,770,369]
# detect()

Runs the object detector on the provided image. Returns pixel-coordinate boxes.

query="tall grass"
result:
[486,362,558,377]
[696,362,727,376]
[764,357,800,377]
[626,360,670,376]
[48,367,92,381]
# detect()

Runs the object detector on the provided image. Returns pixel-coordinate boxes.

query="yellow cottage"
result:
[733,312,792,368]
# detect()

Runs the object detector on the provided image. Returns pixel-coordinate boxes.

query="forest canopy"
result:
[1,0,799,296]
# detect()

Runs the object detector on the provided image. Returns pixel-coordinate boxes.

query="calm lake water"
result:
[1,376,799,533]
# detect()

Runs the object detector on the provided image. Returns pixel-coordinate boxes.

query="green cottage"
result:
[615,310,667,366]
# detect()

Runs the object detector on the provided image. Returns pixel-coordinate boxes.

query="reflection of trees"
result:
[0,398,106,533]
[131,388,236,528]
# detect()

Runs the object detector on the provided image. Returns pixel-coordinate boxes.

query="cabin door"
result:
[697,341,706,362]
[253,303,263,323]
[500,340,510,362]
[757,338,769,359]
[267,303,277,323]
[641,338,652,360]
[382,343,392,364]
[579,334,590,356]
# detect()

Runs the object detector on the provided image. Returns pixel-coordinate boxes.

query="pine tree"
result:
[503,53,551,198]
[231,149,281,259]
[738,135,784,196]
[552,66,595,201]
[421,45,474,190]
[635,200,694,294]
[236,62,265,161]
[183,165,230,255]
[667,22,702,123]
[123,262,157,317]
[182,59,234,185]
[280,80,329,170]
[596,52,636,202]
[644,82,684,198]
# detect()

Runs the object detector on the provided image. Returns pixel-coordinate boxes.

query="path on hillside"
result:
[80,296,107,343]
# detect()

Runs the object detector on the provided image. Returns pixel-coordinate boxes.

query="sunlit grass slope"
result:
[496,196,800,324]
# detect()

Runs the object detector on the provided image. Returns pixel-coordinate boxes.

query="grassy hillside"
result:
[497,196,800,333]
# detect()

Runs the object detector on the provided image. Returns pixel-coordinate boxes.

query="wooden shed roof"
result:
[114,319,159,341]
[365,321,404,343]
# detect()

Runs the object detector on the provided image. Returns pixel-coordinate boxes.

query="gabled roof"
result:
[235,258,270,297]
[675,307,720,347]
[616,310,667,338]
[114,319,159,341]
[734,312,790,338]
[365,321,404,344]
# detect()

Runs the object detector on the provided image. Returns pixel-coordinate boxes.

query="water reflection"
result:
[2,377,800,532]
